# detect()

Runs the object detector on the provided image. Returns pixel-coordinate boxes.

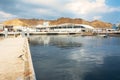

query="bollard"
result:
[27,29,30,38]
[21,31,25,37]
[4,28,8,38]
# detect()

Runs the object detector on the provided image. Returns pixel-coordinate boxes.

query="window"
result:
[74,26,81,28]
[80,26,85,28]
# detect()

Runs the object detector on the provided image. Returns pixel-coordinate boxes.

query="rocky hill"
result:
[2,17,112,28]
[3,19,44,27]
[90,20,112,28]
[50,17,112,28]
[50,17,89,25]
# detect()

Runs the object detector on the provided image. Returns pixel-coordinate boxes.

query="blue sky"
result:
[0,0,120,24]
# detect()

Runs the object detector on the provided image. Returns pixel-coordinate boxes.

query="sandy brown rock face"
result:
[90,20,112,28]
[49,18,112,28]
[2,18,112,28]
[49,17,84,25]
[3,19,28,26]
[3,19,44,27]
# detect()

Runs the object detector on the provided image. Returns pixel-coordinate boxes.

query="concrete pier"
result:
[1,31,120,37]
[0,37,35,80]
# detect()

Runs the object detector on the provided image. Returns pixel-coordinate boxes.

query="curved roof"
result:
[80,24,94,29]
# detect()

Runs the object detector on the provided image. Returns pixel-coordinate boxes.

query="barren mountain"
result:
[50,17,112,28]
[2,17,112,28]
[3,19,44,27]
[90,20,112,28]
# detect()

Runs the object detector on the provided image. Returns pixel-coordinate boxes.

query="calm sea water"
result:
[29,35,120,80]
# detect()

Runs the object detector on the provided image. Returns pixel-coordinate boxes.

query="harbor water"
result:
[29,35,120,80]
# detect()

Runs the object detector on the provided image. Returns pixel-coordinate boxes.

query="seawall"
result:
[0,37,35,80]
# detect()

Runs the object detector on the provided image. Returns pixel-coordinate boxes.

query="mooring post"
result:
[21,30,25,37]
[4,28,8,38]
[27,28,30,38]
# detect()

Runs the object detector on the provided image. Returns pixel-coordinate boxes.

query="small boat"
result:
[97,34,108,38]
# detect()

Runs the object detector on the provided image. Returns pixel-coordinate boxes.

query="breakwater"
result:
[0,37,35,80]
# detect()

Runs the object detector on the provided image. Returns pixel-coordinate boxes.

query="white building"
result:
[13,26,36,32]
[36,23,95,32]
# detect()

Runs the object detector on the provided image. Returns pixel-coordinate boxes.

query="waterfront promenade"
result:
[0,37,35,80]
[1,31,120,36]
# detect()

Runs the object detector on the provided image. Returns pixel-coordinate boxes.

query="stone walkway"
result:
[0,37,35,80]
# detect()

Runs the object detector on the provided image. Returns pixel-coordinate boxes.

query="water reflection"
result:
[30,35,50,45]
[69,49,104,64]
[30,35,82,49]
[84,56,120,80]
[30,35,120,80]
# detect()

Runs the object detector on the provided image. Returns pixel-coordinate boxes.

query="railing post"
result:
[4,28,8,38]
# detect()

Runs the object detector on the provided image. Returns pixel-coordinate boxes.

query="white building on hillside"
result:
[13,26,36,32]
[36,23,95,32]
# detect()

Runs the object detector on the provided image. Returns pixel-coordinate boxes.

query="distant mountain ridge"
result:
[49,17,112,28]
[2,19,44,27]
[2,17,112,28]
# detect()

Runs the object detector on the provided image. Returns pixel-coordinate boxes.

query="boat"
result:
[97,34,108,38]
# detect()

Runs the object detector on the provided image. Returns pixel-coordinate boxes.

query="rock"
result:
[2,17,112,28]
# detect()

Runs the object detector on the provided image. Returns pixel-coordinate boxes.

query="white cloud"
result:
[31,0,57,5]
[93,16,102,20]
[23,0,59,8]
[34,8,61,18]
[65,0,119,14]
[24,0,120,21]
[21,0,64,16]
[0,11,13,18]
[35,8,49,14]
[0,11,17,21]
[64,0,120,20]
[1,0,120,22]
